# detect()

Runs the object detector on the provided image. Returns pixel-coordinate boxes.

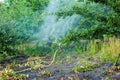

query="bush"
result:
[24,43,52,56]
[0,0,49,56]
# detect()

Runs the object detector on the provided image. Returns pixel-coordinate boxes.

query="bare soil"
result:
[0,55,120,80]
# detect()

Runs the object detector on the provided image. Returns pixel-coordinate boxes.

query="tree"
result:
[58,0,120,44]
[0,0,49,55]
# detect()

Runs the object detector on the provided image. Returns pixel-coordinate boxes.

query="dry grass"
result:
[99,38,120,63]
[86,37,120,63]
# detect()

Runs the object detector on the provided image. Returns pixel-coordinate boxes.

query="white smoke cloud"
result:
[34,0,81,42]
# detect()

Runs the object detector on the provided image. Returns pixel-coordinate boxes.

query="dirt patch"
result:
[0,55,120,80]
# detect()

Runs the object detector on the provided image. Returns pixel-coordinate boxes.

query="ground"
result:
[0,53,120,80]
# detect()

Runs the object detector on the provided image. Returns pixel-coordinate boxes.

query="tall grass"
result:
[86,37,120,63]
[14,37,120,64]
[99,38,120,63]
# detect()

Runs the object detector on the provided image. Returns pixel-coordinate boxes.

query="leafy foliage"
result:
[58,0,120,44]
[0,0,49,55]
[24,43,52,56]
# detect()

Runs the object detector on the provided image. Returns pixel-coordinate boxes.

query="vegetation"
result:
[0,0,49,56]
[39,71,51,77]
[0,68,27,80]
[0,0,120,79]
[59,0,120,40]
[57,0,120,64]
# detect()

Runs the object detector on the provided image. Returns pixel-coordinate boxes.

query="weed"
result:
[71,61,99,73]
[0,68,27,80]
[99,38,120,63]
[31,65,44,70]
[102,77,110,80]
[9,60,19,68]
[32,78,37,80]
[104,66,120,76]
[81,37,120,64]
[112,66,120,71]
[39,71,51,77]
[104,69,114,76]
[71,65,91,72]
[71,66,82,72]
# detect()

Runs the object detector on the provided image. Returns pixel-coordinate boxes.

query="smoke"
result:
[35,0,81,42]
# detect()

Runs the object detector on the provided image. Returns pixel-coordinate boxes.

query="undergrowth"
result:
[83,37,120,64]
[12,37,120,67]
[0,68,27,80]
[0,37,119,80]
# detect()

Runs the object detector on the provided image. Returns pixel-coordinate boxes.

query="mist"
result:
[34,0,82,42]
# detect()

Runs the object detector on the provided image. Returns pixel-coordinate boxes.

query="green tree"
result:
[0,0,49,55]
[58,0,120,43]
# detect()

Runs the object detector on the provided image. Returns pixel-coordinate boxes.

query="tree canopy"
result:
[58,0,120,43]
[0,0,120,55]
[0,0,49,55]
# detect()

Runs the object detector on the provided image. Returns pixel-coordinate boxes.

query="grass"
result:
[102,77,110,80]
[84,37,120,64]
[105,65,120,75]
[70,37,120,72]
[39,71,51,77]
[99,38,120,63]
[2,37,119,72]
[25,37,120,69]
[71,60,99,72]
[0,37,119,80]
[14,37,120,65]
